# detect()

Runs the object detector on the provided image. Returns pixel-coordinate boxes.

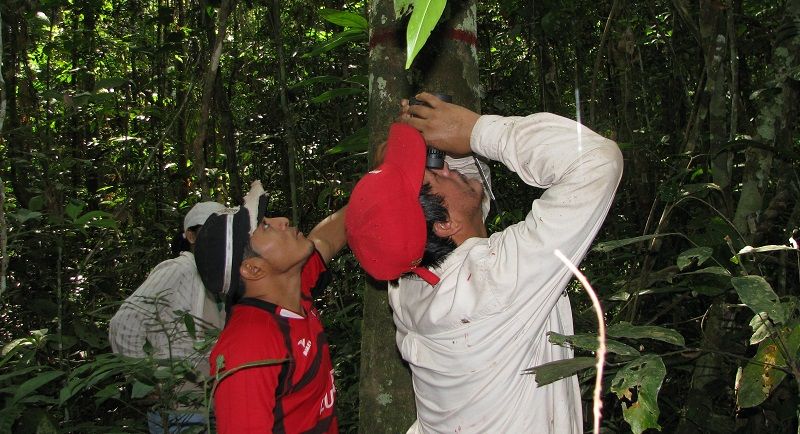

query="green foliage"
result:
[610,355,666,434]
[398,0,448,69]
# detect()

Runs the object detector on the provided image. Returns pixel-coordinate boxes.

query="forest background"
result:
[1,0,799,433]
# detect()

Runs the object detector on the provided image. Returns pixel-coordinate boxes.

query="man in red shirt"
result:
[195,181,346,433]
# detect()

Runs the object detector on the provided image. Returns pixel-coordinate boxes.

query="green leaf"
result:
[607,322,685,347]
[677,247,713,270]
[593,233,681,253]
[749,313,773,345]
[732,276,786,324]
[303,29,367,58]
[75,210,118,229]
[8,209,43,223]
[680,266,731,277]
[681,183,721,196]
[326,127,368,155]
[405,0,447,69]
[183,313,197,340]
[310,87,365,104]
[610,355,666,434]
[737,324,800,408]
[65,201,84,221]
[9,370,64,407]
[28,195,45,211]
[548,332,641,357]
[319,9,368,30]
[523,357,596,386]
[131,380,155,399]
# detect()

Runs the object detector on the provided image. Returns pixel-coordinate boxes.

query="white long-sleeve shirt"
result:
[389,113,623,433]
[109,251,225,374]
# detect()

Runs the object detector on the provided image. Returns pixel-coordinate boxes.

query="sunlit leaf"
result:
[593,233,681,253]
[320,9,368,30]
[607,322,685,347]
[303,29,367,58]
[749,313,773,345]
[732,276,785,324]
[405,0,447,69]
[524,357,596,386]
[677,246,713,270]
[610,355,666,434]
[737,324,800,408]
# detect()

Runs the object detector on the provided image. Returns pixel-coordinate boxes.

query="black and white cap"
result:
[194,181,268,305]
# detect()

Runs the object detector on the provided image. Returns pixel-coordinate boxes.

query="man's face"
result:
[248,216,315,272]
[423,162,484,216]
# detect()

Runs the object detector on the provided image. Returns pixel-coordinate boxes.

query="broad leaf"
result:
[311,87,365,104]
[304,29,367,58]
[9,370,64,407]
[732,276,785,324]
[610,355,666,434]
[749,313,773,345]
[677,247,713,270]
[548,332,641,357]
[737,324,800,408]
[524,357,596,386]
[75,210,118,229]
[607,322,685,347]
[405,0,447,69]
[679,266,731,277]
[290,75,343,89]
[593,233,681,253]
[95,77,128,90]
[131,380,155,399]
[8,208,43,223]
[320,9,368,30]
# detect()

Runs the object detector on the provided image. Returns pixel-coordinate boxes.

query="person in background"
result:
[346,93,623,433]
[109,201,226,433]
[194,181,346,433]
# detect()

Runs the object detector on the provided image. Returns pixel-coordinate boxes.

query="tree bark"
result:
[360,1,480,431]
[733,0,800,240]
[360,1,416,431]
[271,0,300,224]
[190,0,236,198]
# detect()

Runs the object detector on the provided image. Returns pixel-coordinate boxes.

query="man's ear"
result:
[240,257,265,281]
[184,230,197,244]
[433,219,460,238]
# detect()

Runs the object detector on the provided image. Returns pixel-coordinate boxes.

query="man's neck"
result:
[244,272,304,315]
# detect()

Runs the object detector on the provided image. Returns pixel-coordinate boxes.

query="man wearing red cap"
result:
[346,93,623,433]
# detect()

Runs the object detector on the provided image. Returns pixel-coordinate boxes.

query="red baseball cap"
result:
[346,123,440,285]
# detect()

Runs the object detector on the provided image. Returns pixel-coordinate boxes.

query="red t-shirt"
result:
[210,251,338,433]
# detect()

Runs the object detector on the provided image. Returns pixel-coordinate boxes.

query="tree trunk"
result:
[360,1,479,431]
[190,0,236,198]
[733,0,800,241]
[271,0,300,224]
[360,1,416,431]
